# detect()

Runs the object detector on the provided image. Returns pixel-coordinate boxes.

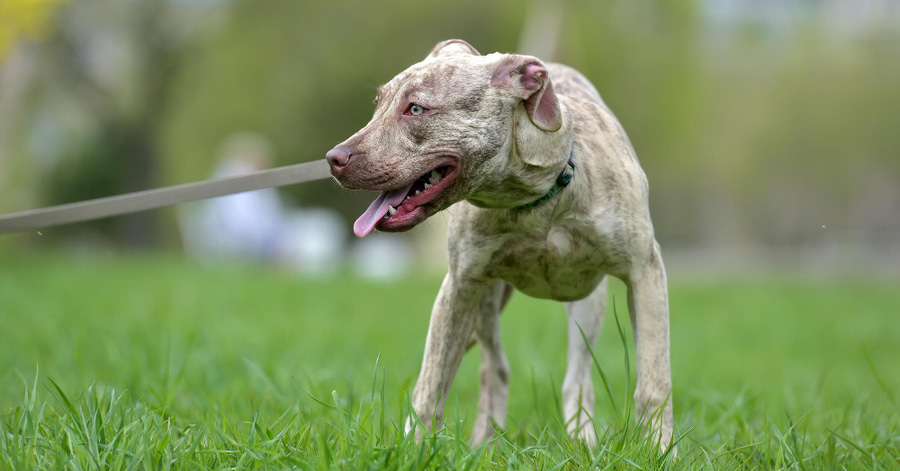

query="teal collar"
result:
[515,143,575,210]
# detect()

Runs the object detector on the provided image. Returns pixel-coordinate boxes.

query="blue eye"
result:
[408,104,426,115]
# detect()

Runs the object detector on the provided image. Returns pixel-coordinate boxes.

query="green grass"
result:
[1,254,898,469]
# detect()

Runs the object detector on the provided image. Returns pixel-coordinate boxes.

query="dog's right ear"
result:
[427,39,481,59]
[491,54,562,133]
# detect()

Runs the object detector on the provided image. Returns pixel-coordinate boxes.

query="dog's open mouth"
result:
[353,164,457,237]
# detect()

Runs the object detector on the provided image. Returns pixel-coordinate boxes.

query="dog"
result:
[326,39,674,449]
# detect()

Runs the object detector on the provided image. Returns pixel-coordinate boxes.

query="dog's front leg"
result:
[408,273,486,438]
[471,280,514,446]
[626,241,674,450]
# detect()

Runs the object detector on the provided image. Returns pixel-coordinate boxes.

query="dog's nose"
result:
[326,146,352,173]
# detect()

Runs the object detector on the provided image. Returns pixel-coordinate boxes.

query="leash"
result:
[515,143,575,210]
[0,145,577,234]
[0,159,331,234]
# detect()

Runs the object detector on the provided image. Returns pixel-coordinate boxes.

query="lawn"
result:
[1,254,898,469]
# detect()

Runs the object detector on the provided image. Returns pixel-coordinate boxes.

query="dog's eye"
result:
[407,104,427,116]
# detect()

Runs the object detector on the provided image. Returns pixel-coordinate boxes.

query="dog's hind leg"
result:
[471,280,514,446]
[563,276,608,446]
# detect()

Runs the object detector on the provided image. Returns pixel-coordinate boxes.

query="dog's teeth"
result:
[387,205,397,216]
[424,183,432,189]
[415,190,421,195]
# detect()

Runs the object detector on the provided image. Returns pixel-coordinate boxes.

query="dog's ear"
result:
[427,39,480,59]
[490,55,562,132]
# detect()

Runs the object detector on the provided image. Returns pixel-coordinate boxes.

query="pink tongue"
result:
[353,183,414,238]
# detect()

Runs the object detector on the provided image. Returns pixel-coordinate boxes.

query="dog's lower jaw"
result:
[368,164,461,233]
[376,206,430,232]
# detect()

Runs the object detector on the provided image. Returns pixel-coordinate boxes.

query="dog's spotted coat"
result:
[327,40,674,450]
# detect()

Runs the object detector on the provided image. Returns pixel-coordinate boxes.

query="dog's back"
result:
[546,63,605,108]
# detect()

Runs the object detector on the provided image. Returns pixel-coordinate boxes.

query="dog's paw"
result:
[567,421,598,447]
[470,415,501,447]
[644,423,678,458]
[403,417,421,442]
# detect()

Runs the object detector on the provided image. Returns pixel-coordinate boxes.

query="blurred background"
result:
[1,0,898,277]
[1,4,898,465]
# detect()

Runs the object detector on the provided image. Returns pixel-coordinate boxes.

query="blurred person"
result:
[179,132,354,276]
[179,133,285,264]
[350,232,414,281]
[281,207,347,277]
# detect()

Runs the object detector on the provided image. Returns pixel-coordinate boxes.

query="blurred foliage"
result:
[0,0,66,60]
[1,0,899,251]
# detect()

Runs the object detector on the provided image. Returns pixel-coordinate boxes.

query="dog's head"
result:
[326,39,563,237]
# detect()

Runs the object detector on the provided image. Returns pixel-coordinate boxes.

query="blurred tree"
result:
[1,0,216,247]
[0,0,66,60]
[0,0,67,254]
[37,0,186,247]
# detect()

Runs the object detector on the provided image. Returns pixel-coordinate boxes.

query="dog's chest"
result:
[482,223,619,301]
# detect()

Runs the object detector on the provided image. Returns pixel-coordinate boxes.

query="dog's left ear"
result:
[491,55,562,132]
[428,39,481,59]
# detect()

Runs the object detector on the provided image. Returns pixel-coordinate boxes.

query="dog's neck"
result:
[514,143,575,210]
[466,104,575,209]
